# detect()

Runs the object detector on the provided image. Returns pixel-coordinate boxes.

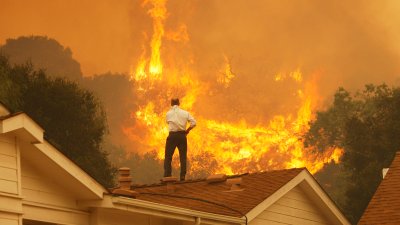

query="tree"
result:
[81,73,137,146]
[0,55,22,109]
[0,54,115,187]
[108,147,164,184]
[0,36,82,80]
[305,84,400,223]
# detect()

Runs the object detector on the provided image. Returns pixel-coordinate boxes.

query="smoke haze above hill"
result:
[2,0,400,127]
[1,1,399,89]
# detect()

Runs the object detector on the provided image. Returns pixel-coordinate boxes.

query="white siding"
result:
[250,186,332,225]
[0,212,19,225]
[21,156,78,209]
[20,152,90,224]
[0,136,18,195]
[23,204,89,225]
[0,135,22,225]
[93,208,163,225]
[92,209,198,225]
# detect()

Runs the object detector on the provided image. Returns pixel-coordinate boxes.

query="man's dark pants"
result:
[164,131,187,180]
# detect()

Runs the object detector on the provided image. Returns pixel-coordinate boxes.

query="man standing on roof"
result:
[164,98,196,181]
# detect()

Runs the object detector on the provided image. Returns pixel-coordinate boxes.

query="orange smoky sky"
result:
[3,0,400,175]
[1,0,400,95]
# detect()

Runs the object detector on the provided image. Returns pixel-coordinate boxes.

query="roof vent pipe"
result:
[161,176,178,193]
[226,177,243,191]
[112,167,139,197]
[206,174,227,183]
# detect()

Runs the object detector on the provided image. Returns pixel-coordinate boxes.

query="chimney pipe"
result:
[112,167,139,197]
[118,167,132,189]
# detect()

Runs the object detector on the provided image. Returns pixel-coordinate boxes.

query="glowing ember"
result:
[125,0,343,177]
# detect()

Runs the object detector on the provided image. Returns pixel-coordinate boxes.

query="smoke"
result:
[1,1,399,83]
[151,0,400,124]
[184,0,400,117]
[0,0,135,75]
[2,0,400,149]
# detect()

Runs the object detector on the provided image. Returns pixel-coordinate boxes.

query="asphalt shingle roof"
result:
[358,152,400,225]
[131,168,304,217]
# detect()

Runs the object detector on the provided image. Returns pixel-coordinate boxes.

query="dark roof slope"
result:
[358,152,400,225]
[132,168,304,217]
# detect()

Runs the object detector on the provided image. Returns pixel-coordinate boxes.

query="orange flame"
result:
[125,0,342,177]
[146,0,166,77]
[217,55,235,88]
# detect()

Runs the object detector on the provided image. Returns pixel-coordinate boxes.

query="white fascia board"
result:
[113,196,245,224]
[0,113,43,143]
[80,195,245,225]
[33,141,108,199]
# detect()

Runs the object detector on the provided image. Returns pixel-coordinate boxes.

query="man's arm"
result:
[186,113,196,135]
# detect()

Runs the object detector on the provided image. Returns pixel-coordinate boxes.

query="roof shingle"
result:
[131,168,304,217]
[358,152,400,225]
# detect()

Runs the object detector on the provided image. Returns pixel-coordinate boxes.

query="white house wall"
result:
[21,149,78,209]
[0,134,22,225]
[91,207,203,225]
[20,144,90,225]
[0,135,19,195]
[91,208,161,225]
[250,185,331,225]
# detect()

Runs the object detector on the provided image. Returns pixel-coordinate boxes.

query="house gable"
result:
[0,104,107,225]
[251,185,332,225]
[0,108,106,200]
[246,170,350,225]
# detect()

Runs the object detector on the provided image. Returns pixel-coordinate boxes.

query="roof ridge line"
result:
[131,168,305,189]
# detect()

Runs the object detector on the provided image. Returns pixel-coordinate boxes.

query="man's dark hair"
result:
[171,98,180,106]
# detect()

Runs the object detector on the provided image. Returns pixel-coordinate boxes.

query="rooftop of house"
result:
[358,152,400,225]
[117,168,305,217]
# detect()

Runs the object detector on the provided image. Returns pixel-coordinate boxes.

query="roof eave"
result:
[80,195,246,225]
[0,111,107,200]
[0,113,44,143]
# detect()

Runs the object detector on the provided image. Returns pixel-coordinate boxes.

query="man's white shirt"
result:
[166,105,196,132]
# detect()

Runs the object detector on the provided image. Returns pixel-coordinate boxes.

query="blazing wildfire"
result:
[124,0,342,177]
[2,0,400,223]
